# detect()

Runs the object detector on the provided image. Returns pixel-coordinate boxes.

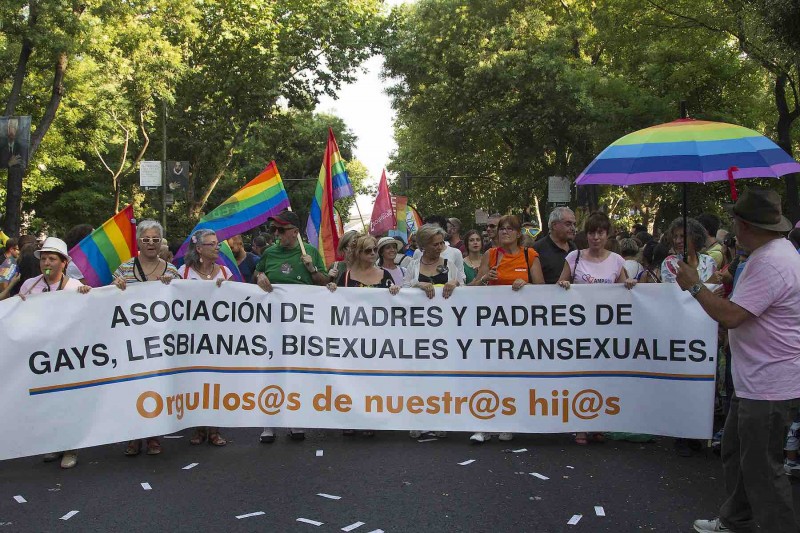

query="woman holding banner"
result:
[18,237,91,469]
[467,215,544,443]
[112,220,180,456]
[403,224,464,439]
[402,224,464,299]
[557,211,636,446]
[179,229,229,447]
[327,234,400,437]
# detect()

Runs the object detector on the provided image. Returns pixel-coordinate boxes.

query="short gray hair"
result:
[136,219,164,240]
[548,207,575,229]
[416,223,447,249]
[184,228,216,268]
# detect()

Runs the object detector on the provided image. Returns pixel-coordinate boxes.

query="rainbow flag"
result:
[306,128,353,263]
[175,161,290,279]
[218,241,243,282]
[407,204,423,235]
[69,204,138,287]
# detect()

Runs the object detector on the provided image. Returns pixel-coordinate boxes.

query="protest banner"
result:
[0,282,716,459]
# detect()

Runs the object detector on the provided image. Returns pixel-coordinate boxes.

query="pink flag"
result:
[369,169,396,236]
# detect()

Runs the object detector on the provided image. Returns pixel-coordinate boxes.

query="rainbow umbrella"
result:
[576,117,800,256]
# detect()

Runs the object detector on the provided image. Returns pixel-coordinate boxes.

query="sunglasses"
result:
[487,224,497,229]
[361,247,377,254]
[140,237,162,244]
[275,226,296,234]
[522,227,540,237]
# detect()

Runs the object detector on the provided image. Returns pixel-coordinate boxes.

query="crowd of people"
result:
[1,189,799,533]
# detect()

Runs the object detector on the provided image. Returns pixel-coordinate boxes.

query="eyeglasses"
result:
[140,237,162,244]
[486,224,497,229]
[361,247,377,254]
[498,226,516,233]
[201,242,221,249]
[558,221,577,228]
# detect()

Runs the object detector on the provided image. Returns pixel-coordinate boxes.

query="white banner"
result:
[0,282,717,459]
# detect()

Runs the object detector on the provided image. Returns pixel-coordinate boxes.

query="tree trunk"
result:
[774,74,800,223]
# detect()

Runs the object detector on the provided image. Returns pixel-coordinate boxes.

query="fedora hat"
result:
[725,187,792,233]
[34,237,71,262]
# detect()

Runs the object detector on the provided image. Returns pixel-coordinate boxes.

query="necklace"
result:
[465,257,481,269]
[142,259,162,278]
[194,264,215,279]
[420,256,439,266]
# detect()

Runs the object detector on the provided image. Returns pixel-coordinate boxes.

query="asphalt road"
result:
[0,429,798,532]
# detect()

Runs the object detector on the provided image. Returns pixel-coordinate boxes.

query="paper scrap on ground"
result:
[60,511,79,521]
[297,518,324,526]
[13,496,26,504]
[163,435,183,439]
[595,506,605,517]
[317,493,341,500]
[342,522,365,531]
[141,483,152,491]
[236,511,265,519]
[316,450,324,457]
[568,515,582,525]
[458,459,475,466]
[417,438,438,443]
[566,466,575,469]
[182,463,198,470]
[512,448,528,453]
[366,529,384,533]
[530,472,549,480]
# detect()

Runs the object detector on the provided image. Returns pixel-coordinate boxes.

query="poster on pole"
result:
[167,161,189,191]
[139,161,162,188]
[548,176,572,204]
[0,116,31,170]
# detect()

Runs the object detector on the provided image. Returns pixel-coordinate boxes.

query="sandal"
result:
[574,433,588,446]
[124,440,142,456]
[208,432,227,447]
[190,428,207,445]
[146,438,162,455]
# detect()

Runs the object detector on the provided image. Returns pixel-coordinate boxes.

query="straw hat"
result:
[34,237,71,262]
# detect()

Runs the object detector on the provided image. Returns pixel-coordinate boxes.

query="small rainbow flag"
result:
[69,204,138,287]
[175,161,290,280]
[306,128,353,264]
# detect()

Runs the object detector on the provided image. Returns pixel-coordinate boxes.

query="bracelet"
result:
[481,277,489,286]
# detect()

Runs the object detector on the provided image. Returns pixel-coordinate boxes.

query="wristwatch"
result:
[688,282,704,297]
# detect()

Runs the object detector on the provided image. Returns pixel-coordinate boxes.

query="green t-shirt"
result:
[255,242,326,285]
[464,262,478,284]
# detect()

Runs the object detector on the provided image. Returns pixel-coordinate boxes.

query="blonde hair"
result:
[416,224,447,249]
[346,234,377,266]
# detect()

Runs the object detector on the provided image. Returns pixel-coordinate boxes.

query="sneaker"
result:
[711,430,723,456]
[692,517,730,532]
[675,438,692,457]
[470,432,488,443]
[288,429,305,441]
[42,452,61,463]
[498,432,513,441]
[60,451,78,469]
[784,459,800,477]
[259,427,275,443]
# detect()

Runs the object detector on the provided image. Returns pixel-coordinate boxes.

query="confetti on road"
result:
[317,493,342,500]
[458,459,475,466]
[182,463,199,470]
[567,514,582,526]
[297,518,324,526]
[141,483,152,491]
[512,448,528,453]
[316,450,324,457]
[236,511,265,519]
[595,506,605,517]
[163,435,183,439]
[530,472,549,480]
[566,465,575,469]
[60,511,79,521]
[366,529,384,533]
[13,496,26,504]
[417,438,438,443]
[342,522,365,531]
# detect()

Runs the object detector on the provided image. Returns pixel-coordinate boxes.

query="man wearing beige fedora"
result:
[676,188,800,533]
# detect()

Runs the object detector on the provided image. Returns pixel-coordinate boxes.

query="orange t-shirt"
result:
[487,247,539,285]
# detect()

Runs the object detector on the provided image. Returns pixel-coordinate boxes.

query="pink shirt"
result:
[19,274,84,295]
[177,264,230,281]
[729,238,800,400]
[565,250,625,284]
